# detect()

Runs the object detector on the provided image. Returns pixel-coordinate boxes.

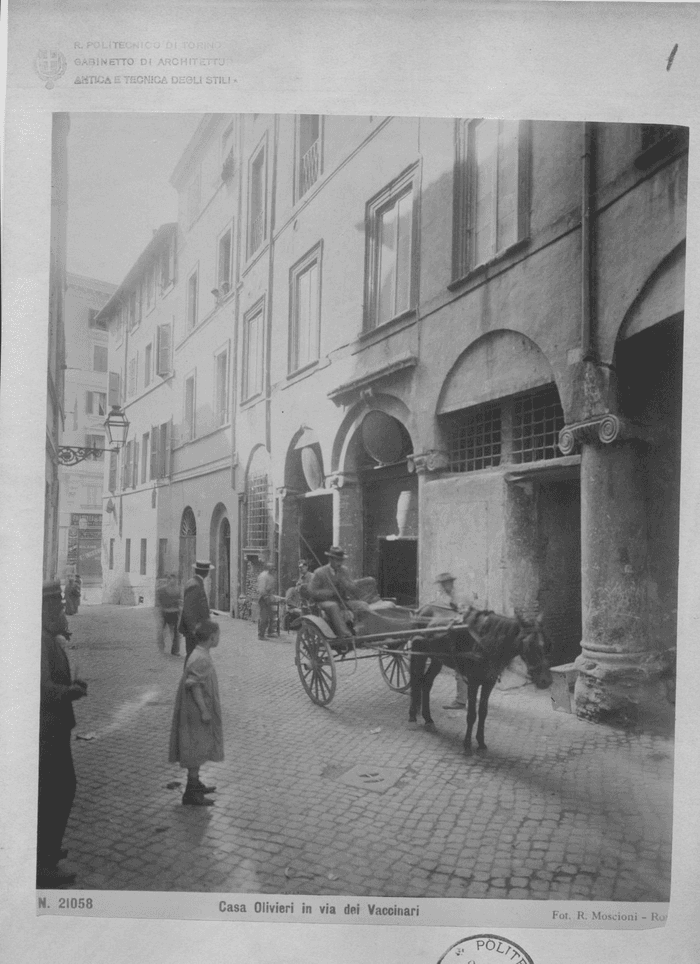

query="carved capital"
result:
[558,414,650,455]
[407,450,450,474]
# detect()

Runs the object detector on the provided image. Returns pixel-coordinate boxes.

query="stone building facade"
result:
[100,115,687,723]
[57,273,116,599]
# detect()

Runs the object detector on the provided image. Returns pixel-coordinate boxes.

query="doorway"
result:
[378,537,417,606]
[179,507,196,584]
[537,478,582,665]
[216,517,231,612]
[299,493,333,569]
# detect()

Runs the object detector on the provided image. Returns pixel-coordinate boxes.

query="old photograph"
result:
[38,111,683,905]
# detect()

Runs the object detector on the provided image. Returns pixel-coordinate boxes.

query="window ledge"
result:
[449,238,530,291]
[287,359,319,381]
[359,307,416,344]
[240,391,264,409]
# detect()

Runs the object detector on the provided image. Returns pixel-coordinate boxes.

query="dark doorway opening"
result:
[378,537,417,606]
[537,478,582,665]
[299,493,333,569]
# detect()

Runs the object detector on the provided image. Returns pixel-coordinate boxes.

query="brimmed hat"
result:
[193,560,215,572]
[42,580,63,600]
[435,571,456,584]
[326,546,346,560]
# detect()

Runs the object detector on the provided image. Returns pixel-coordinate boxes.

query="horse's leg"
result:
[464,680,479,755]
[422,659,442,730]
[475,680,496,753]
[408,655,425,723]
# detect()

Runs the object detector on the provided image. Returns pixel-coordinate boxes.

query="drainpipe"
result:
[232,114,244,602]
[581,122,596,362]
[265,115,279,565]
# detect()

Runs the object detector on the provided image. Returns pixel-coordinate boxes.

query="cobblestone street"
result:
[57,604,673,901]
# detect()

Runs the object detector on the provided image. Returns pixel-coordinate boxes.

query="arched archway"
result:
[179,507,197,584]
[333,400,418,606]
[210,502,230,612]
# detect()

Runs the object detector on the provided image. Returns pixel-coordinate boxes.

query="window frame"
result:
[452,118,531,283]
[247,137,268,260]
[85,391,107,416]
[294,114,323,203]
[289,241,323,374]
[241,300,265,403]
[92,344,108,373]
[144,343,152,388]
[125,538,131,573]
[216,223,234,294]
[183,371,196,442]
[364,163,420,332]
[187,267,199,331]
[214,342,230,426]
[140,538,147,576]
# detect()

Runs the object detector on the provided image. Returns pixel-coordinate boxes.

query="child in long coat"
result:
[169,620,223,806]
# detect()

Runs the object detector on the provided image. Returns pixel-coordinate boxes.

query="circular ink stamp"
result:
[438,934,534,964]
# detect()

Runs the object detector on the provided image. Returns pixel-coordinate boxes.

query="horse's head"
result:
[516,614,552,688]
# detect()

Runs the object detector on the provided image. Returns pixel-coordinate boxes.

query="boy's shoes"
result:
[443,700,466,710]
[182,787,214,806]
[37,866,77,888]
[193,780,216,794]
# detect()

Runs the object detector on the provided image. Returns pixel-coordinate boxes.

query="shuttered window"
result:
[156,322,172,375]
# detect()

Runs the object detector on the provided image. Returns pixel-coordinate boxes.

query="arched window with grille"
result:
[245,450,271,552]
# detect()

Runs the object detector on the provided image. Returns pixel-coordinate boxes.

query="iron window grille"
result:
[511,384,564,464]
[447,403,502,472]
[246,472,270,549]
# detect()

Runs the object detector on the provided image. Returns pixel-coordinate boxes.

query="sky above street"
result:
[66,113,202,285]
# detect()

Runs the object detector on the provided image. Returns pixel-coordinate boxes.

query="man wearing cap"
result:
[416,572,468,710]
[179,561,214,659]
[38,580,88,887]
[309,546,362,638]
[256,562,279,639]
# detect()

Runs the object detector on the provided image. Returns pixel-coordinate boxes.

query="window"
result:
[141,432,149,484]
[109,538,114,570]
[147,265,156,309]
[453,119,529,279]
[217,228,232,293]
[158,538,168,578]
[183,375,196,441]
[85,391,107,416]
[214,346,229,426]
[114,306,124,344]
[85,485,101,507]
[109,450,118,492]
[128,291,137,330]
[247,143,266,257]
[242,304,264,400]
[108,371,121,407]
[511,385,564,464]
[88,308,107,330]
[446,403,502,472]
[128,356,137,397]
[290,246,321,372]
[150,421,171,480]
[187,270,198,330]
[132,439,140,488]
[144,343,152,387]
[365,168,416,329]
[156,322,172,375]
[187,168,201,226]
[246,469,270,549]
[85,434,104,460]
[93,345,108,372]
[125,538,131,573]
[122,440,133,488]
[297,115,320,199]
[160,240,175,289]
[140,539,147,575]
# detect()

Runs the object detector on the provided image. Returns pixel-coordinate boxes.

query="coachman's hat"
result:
[193,560,215,572]
[435,571,456,584]
[325,546,346,560]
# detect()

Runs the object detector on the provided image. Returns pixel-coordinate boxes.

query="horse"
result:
[407,606,552,755]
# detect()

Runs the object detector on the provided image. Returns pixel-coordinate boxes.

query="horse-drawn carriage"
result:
[294,595,552,754]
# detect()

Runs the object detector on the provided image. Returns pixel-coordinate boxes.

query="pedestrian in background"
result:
[257,562,278,639]
[156,573,182,656]
[179,560,214,659]
[169,619,223,807]
[64,572,81,616]
[38,580,88,887]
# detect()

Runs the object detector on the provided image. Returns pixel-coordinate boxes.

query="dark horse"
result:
[408,607,552,754]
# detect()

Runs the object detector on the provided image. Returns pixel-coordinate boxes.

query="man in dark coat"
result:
[309,546,362,638]
[38,580,88,888]
[179,560,214,659]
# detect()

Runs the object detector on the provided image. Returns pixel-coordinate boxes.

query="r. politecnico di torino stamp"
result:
[438,934,535,964]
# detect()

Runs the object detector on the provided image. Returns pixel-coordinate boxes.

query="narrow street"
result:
[59,604,673,901]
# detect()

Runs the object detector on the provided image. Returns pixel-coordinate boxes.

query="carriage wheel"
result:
[378,642,411,693]
[295,622,337,706]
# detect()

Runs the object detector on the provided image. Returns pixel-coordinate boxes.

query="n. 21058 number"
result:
[58,897,93,909]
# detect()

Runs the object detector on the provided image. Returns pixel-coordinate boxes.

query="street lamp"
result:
[57,405,130,466]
